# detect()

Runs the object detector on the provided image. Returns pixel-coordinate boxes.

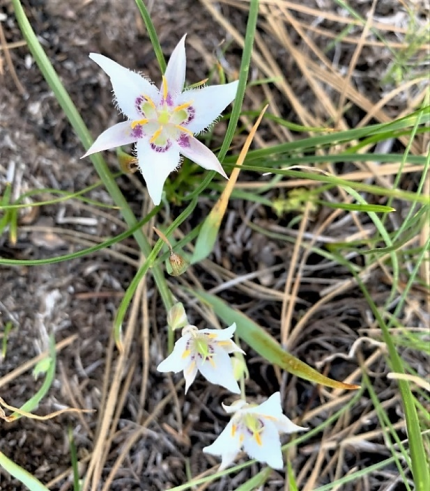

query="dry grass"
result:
[0,0,429,489]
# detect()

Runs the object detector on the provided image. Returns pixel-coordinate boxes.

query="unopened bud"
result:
[167,303,189,331]
[117,149,139,173]
[231,356,248,382]
[168,251,189,276]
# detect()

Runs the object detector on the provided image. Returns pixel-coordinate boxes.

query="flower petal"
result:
[248,392,283,418]
[243,420,284,470]
[175,136,227,178]
[248,392,308,434]
[164,34,187,97]
[184,362,198,394]
[203,420,242,470]
[198,346,240,394]
[274,414,308,434]
[199,323,236,341]
[82,121,138,158]
[178,81,239,133]
[136,139,180,205]
[157,334,191,373]
[89,53,159,119]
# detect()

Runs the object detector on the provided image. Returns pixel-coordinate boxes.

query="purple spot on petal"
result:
[178,134,190,148]
[135,96,145,115]
[150,140,172,153]
[185,106,195,125]
[131,125,144,139]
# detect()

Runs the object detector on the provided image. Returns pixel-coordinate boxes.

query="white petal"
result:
[219,339,245,354]
[164,34,187,96]
[248,392,283,418]
[243,420,284,470]
[199,323,236,341]
[198,347,240,394]
[82,121,138,158]
[136,139,180,205]
[178,81,239,133]
[274,414,308,435]
[222,400,248,414]
[175,136,227,178]
[248,392,308,434]
[184,363,198,394]
[89,53,159,119]
[203,420,242,470]
[157,334,191,373]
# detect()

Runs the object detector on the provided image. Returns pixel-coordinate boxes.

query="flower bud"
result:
[167,303,189,331]
[231,356,248,382]
[168,251,189,276]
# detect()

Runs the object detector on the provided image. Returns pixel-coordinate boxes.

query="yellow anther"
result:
[162,76,168,101]
[175,125,193,136]
[182,349,191,359]
[218,341,231,346]
[131,118,148,129]
[143,95,156,109]
[149,126,163,143]
[254,433,262,446]
[173,101,193,112]
[208,357,216,368]
[231,424,237,437]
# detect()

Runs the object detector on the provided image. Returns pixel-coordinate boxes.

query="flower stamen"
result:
[175,125,193,135]
[162,76,168,101]
[143,95,156,109]
[150,126,164,143]
[131,118,148,129]
[173,102,193,112]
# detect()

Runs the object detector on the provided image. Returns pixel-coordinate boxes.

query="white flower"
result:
[203,392,307,470]
[82,35,238,205]
[157,323,244,394]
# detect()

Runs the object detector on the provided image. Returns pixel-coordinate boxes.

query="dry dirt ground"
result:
[1,0,429,490]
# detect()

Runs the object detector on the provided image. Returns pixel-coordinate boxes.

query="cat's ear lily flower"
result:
[157,323,244,394]
[82,35,238,205]
[203,392,307,470]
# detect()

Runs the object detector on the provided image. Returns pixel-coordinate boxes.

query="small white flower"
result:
[203,392,307,470]
[82,34,238,205]
[157,323,244,394]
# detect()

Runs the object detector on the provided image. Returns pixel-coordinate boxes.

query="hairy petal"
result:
[164,34,187,96]
[82,121,138,158]
[179,81,239,133]
[136,139,180,205]
[89,53,158,119]
[175,135,227,178]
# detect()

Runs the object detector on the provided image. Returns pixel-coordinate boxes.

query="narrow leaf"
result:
[192,106,268,263]
[194,291,360,390]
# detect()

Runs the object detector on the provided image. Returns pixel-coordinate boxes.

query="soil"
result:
[1,0,428,490]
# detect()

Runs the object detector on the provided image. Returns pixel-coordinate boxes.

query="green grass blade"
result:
[10,335,56,420]
[134,0,166,73]
[0,209,157,266]
[0,452,49,491]
[193,290,360,390]
[338,255,430,490]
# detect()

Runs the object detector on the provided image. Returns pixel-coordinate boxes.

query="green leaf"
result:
[193,291,360,390]
[0,452,49,490]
